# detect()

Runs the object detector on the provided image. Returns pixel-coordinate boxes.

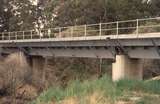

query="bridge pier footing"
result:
[112,55,143,81]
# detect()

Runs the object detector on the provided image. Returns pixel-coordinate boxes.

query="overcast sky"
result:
[30,0,38,5]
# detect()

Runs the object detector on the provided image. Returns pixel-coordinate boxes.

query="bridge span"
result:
[0,17,160,81]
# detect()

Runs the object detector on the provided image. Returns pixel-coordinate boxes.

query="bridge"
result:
[0,17,160,81]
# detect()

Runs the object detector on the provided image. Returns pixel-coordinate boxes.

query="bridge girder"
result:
[0,37,160,59]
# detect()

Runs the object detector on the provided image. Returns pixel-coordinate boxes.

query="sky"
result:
[30,0,38,5]
[142,0,151,3]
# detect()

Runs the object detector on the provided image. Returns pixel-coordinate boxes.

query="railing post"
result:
[23,31,25,40]
[71,26,73,37]
[84,25,87,37]
[39,30,41,39]
[136,19,139,35]
[117,21,119,35]
[8,32,10,40]
[15,32,17,40]
[99,23,102,36]
[48,29,51,38]
[31,30,33,39]
[59,28,61,38]
[2,33,4,40]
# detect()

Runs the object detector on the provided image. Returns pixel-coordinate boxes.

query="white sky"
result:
[142,0,151,3]
[30,0,38,5]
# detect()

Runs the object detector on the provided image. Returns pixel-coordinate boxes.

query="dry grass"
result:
[53,92,112,104]
[16,84,38,100]
[86,92,111,104]
[150,76,160,80]
[0,52,30,94]
[60,97,78,104]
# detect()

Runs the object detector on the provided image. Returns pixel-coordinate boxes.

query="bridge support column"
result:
[31,56,48,88]
[112,55,143,81]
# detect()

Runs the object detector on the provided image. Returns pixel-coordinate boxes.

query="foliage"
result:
[45,0,157,28]
[9,0,37,31]
[0,0,11,32]
[0,0,160,31]
[31,75,160,104]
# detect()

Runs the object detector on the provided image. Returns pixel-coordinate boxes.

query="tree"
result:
[0,0,11,32]
[149,0,160,16]
[9,0,37,31]
[43,0,159,28]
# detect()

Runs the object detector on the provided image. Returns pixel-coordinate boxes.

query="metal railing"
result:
[0,17,160,41]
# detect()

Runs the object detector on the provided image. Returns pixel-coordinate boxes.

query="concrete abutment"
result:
[112,55,143,81]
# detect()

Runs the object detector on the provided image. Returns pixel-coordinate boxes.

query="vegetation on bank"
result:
[31,75,160,104]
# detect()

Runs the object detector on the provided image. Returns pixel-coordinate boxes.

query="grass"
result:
[116,79,160,94]
[31,75,160,104]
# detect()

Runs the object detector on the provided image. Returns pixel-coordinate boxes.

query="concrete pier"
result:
[31,56,47,88]
[32,56,45,73]
[112,55,143,81]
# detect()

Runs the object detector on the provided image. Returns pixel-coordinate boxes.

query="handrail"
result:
[0,16,160,41]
